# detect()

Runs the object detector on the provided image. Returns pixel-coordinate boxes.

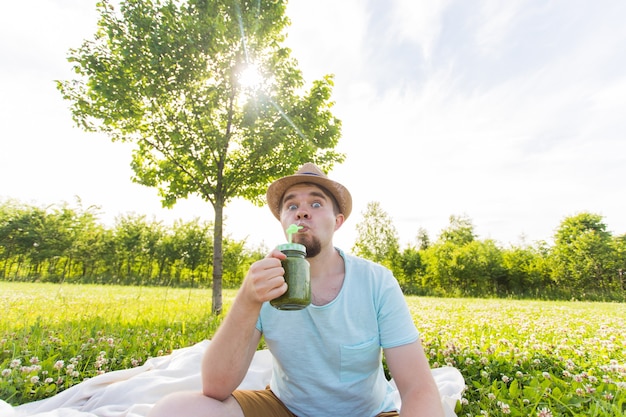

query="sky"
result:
[1,0,625,251]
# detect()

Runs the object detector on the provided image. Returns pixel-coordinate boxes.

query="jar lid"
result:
[277,243,306,254]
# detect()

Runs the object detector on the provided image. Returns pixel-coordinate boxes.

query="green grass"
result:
[1,282,625,416]
[0,282,228,405]
[408,298,625,416]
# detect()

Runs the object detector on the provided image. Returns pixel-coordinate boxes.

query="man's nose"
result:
[296,209,310,219]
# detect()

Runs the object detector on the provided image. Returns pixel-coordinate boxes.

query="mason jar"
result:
[270,243,310,310]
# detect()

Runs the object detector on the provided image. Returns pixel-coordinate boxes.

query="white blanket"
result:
[0,341,464,417]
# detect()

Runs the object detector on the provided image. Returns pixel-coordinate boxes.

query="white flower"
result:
[537,407,553,417]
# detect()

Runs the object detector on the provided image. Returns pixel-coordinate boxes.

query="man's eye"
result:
[287,204,297,211]
[312,202,322,208]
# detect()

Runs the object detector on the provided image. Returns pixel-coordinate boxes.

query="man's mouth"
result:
[295,223,310,232]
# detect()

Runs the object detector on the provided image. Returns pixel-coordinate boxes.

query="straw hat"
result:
[266,163,352,220]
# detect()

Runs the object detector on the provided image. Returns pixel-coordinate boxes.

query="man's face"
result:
[279,183,344,258]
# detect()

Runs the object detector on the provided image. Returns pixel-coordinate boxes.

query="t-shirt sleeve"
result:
[376,269,419,349]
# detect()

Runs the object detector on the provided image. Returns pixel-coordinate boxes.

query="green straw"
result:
[286,224,303,243]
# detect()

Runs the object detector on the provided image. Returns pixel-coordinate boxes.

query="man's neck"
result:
[308,245,345,305]
[308,245,343,280]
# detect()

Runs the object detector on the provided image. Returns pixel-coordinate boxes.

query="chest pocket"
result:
[340,336,381,382]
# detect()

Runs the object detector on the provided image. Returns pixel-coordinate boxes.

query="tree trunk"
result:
[212,197,224,315]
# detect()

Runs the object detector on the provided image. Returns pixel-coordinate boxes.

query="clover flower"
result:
[537,407,553,417]
[498,401,511,414]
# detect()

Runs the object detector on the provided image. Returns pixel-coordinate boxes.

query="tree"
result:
[438,214,476,246]
[173,218,213,287]
[0,200,22,278]
[140,219,167,283]
[551,212,617,296]
[613,234,626,291]
[415,227,430,250]
[0,205,47,279]
[352,201,399,264]
[36,204,79,281]
[222,237,257,289]
[501,243,553,297]
[397,246,423,294]
[421,241,457,295]
[57,0,344,313]
[113,213,151,282]
[71,218,107,281]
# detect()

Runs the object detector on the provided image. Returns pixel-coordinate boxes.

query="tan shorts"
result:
[231,386,399,417]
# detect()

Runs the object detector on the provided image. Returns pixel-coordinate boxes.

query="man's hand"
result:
[240,248,288,305]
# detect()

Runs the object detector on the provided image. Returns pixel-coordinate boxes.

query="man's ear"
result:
[334,214,345,231]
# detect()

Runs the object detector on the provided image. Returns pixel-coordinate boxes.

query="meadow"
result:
[1,282,624,416]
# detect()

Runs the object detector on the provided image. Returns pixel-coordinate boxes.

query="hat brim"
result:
[266,174,352,221]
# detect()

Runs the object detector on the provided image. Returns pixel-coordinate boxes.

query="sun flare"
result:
[238,63,264,90]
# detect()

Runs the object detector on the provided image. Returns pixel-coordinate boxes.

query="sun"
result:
[238,62,264,90]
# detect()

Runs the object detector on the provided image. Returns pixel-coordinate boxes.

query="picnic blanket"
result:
[0,340,465,417]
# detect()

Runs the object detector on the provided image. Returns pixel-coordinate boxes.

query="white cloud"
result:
[1,0,625,252]
[473,0,528,55]
[284,0,368,81]
[389,0,452,61]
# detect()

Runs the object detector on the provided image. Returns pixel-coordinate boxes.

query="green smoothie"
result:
[271,243,310,310]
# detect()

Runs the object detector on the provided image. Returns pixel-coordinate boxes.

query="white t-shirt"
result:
[256,249,419,417]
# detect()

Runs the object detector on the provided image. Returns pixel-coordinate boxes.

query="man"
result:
[149,163,444,417]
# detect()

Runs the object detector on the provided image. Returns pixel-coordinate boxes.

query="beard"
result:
[294,234,322,258]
